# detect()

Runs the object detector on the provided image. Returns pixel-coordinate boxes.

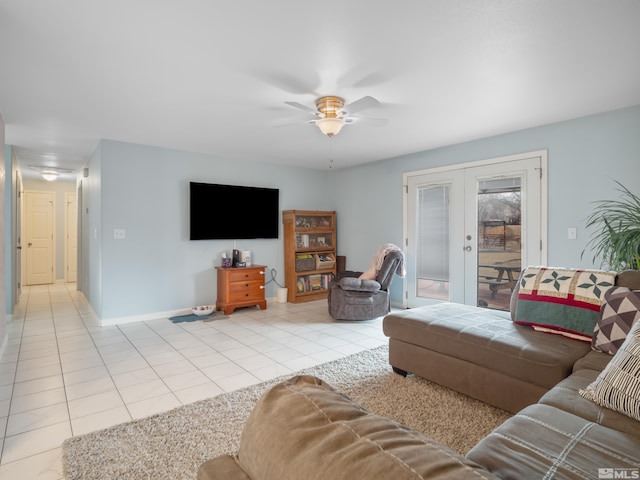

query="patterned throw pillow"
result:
[580,319,640,421]
[514,266,616,342]
[592,287,640,354]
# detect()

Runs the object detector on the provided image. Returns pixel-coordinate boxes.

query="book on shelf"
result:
[295,234,311,248]
[310,274,322,290]
[295,272,335,293]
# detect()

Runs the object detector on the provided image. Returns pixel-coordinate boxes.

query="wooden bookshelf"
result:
[282,210,336,303]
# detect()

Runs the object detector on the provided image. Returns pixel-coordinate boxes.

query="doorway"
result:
[15,173,23,306]
[404,151,547,310]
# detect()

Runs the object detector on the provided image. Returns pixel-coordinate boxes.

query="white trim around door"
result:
[402,150,548,309]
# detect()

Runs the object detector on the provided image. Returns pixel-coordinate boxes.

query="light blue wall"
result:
[0,117,6,351]
[81,105,640,320]
[4,145,19,316]
[86,140,330,320]
[4,145,12,315]
[82,142,103,316]
[329,105,640,304]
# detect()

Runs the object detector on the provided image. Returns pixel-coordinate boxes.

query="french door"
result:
[404,151,547,310]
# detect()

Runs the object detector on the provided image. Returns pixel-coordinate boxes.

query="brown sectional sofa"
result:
[383,269,640,414]
[382,302,591,413]
[382,269,640,478]
[198,270,640,479]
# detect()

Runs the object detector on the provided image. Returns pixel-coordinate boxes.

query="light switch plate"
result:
[568,227,577,240]
[114,229,126,240]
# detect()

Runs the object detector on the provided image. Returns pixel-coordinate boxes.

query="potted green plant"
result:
[583,180,640,271]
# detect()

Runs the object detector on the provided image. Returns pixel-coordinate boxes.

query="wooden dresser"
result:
[215,265,267,315]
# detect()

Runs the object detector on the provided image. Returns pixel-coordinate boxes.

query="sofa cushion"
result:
[592,286,640,354]
[514,266,616,342]
[617,269,640,290]
[236,375,499,480]
[198,455,252,480]
[539,368,640,437]
[467,403,640,480]
[383,303,590,389]
[572,349,612,373]
[580,319,640,421]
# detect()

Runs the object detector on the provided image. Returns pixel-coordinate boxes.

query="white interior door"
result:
[65,192,78,283]
[405,151,546,309]
[25,191,54,286]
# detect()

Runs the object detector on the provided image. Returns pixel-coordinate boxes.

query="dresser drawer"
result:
[228,268,265,283]
[228,281,264,302]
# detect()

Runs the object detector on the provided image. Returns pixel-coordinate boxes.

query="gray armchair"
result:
[328,250,404,321]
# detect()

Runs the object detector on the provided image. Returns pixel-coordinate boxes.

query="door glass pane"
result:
[476,177,522,310]
[416,185,450,300]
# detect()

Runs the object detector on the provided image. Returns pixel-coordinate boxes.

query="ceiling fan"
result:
[283,95,387,137]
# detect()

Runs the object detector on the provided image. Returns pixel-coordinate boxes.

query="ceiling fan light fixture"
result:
[316,117,345,137]
[285,94,383,137]
[41,171,59,181]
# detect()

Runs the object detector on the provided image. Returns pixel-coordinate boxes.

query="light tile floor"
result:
[0,283,388,479]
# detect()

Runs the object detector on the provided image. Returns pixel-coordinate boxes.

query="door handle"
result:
[28,242,33,247]
[464,245,472,252]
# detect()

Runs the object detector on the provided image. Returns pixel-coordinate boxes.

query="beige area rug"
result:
[63,345,512,480]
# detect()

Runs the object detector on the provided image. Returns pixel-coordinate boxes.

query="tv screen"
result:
[190,182,279,240]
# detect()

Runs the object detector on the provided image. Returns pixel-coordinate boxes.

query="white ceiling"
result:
[1,1,639,179]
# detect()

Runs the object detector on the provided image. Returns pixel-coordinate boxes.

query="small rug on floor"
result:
[169,312,228,323]
[62,345,512,480]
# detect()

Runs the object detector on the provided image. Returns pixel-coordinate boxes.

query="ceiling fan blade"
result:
[271,118,316,128]
[343,96,379,115]
[284,101,318,116]
[258,70,321,95]
[345,116,388,127]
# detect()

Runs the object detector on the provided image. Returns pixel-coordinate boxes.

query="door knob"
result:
[464,245,472,252]
[28,242,33,247]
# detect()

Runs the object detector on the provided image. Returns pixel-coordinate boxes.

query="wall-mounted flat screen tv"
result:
[190,182,279,240]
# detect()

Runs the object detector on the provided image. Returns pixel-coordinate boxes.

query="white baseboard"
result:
[99,298,290,327]
[100,308,192,327]
[0,332,7,360]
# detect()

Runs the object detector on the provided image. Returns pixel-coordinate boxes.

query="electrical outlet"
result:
[568,227,577,240]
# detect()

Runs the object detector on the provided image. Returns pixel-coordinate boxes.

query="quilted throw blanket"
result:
[515,266,617,342]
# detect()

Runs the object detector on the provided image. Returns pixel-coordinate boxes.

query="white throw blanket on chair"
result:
[359,243,405,280]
